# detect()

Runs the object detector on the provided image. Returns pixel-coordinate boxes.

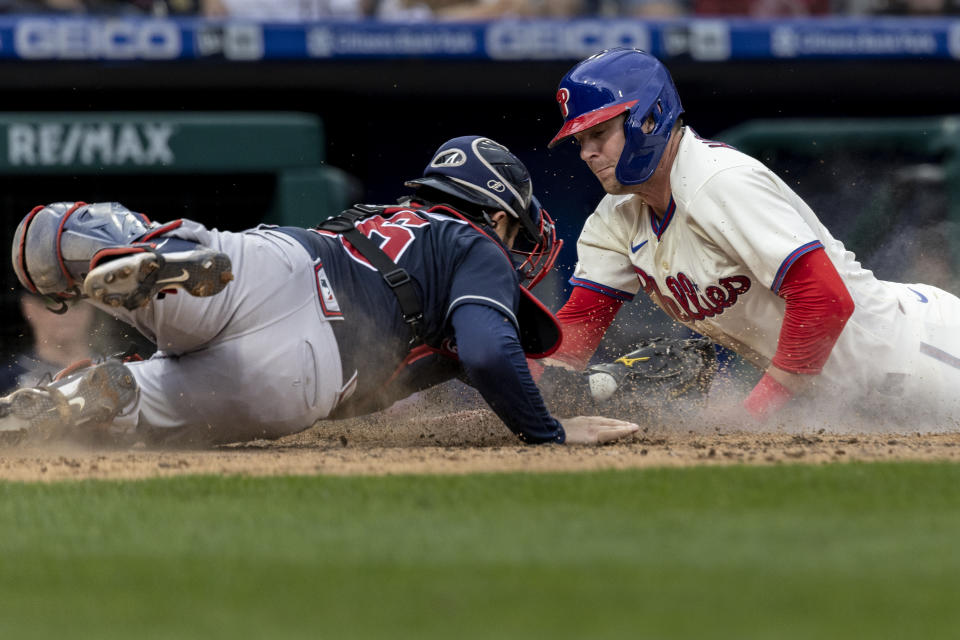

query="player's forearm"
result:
[451,304,565,444]
[550,285,623,370]
[745,248,855,419]
[771,247,855,374]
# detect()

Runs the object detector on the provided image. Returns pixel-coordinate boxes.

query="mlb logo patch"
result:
[315,263,342,317]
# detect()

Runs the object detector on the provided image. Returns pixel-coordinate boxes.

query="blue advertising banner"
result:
[0,16,957,62]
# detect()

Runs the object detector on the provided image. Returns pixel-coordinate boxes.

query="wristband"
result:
[743,373,793,420]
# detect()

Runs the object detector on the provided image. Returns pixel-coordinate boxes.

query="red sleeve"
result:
[550,286,624,370]
[744,247,855,420]
[772,247,855,374]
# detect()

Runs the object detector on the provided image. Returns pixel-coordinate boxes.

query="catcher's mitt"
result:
[587,337,717,403]
[538,337,717,422]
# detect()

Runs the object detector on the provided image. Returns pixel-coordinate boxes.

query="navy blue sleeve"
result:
[445,237,522,333]
[451,303,565,444]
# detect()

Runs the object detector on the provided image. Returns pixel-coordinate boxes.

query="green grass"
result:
[1,463,959,639]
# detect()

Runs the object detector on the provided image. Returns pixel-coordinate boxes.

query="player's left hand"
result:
[562,416,639,445]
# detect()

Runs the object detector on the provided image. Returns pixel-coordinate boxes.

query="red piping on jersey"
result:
[771,247,854,375]
[771,240,823,293]
[650,197,676,240]
[690,128,737,150]
[552,286,623,370]
[568,276,635,302]
[312,204,515,270]
[312,203,561,359]
[54,202,88,288]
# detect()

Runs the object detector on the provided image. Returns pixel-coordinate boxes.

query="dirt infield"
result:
[3,404,960,482]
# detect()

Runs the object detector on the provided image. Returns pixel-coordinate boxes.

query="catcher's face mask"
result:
[510,195,562,290]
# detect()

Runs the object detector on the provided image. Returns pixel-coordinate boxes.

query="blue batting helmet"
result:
[548,48,684,185]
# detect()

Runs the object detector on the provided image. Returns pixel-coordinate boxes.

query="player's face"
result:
[21,294,94,355]
[490,211,520,249]
[573,114,628,194]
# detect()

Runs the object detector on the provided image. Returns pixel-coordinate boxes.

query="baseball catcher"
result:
[1,135,639,446]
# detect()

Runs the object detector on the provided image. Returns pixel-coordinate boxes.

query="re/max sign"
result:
[6,123,175,167]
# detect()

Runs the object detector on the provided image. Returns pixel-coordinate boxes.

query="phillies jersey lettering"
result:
[633,265,751,323]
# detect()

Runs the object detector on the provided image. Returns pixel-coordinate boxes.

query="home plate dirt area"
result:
[3,402,960,482]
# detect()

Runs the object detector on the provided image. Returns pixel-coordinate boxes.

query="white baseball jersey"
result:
[572,126,960,420]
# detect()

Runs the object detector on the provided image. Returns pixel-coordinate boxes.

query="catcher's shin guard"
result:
[0,361,138,437]
[83,248,234,310]
[13,202,158,298]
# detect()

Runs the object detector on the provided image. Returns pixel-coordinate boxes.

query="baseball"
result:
[588,372,618,402]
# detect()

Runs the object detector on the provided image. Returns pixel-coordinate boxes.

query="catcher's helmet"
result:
[405,135,561,288]
[548,48,684,185]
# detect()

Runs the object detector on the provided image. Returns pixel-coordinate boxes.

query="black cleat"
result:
[83,248,233,310]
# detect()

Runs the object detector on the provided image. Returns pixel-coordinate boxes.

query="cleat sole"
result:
[84,250,233,310]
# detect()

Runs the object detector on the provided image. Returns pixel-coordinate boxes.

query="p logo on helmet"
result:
[556,88,571,119]
[548,47,684,185]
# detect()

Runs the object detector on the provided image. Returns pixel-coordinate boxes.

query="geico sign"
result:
[485,20,649,60]
[8,123,175,166]
[14,18,181,60]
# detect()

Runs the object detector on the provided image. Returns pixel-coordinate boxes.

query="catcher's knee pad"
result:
[0,360,139,438]
[12,201,163,297]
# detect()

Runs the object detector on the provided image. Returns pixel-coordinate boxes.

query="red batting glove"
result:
[743,372,793,421]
